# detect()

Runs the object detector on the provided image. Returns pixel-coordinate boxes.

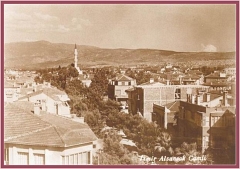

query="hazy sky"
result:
[4,4,236,52]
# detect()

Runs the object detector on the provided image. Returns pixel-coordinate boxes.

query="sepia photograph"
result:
[1,1,238,167]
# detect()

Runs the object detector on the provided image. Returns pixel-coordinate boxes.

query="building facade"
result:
[108,74,136,105]
[18,86,71,117]
[4,102,97,165]
[126,81,209,122]
[177,91,236,155]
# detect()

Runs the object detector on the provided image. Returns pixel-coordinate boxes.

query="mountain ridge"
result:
[4,41,236,69]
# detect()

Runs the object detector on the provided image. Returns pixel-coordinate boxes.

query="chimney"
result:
[179,76,183,85]
[196,95,201,105]
[33,86,37,92]
[191,95,196,104]
[34,102,41,115]
[223,91,228,106]
[150,78,154,83]
[166,80,170,85]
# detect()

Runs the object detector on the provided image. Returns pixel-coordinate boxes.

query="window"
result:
[202,116,210,127]
[62,156,65,165]
[128,82,131,86]
[34,154,45,165]
[211,116,222,127]
[4,147,9,165]
[74,154,78,165]
[81,152,87,164]
[62,151,91,165]
[37,100,41,104]
[203,136,209,148]
[18,152,29,165]
[175,89,181,99]
[69,154,74,165]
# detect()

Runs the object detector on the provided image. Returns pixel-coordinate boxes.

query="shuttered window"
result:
[34,154,45,165]
[62,151,91,165]
[18,152,29,165]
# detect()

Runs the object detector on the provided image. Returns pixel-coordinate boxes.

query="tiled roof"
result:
[138,82,165,87]
[163,101,180,112]
[183,74,201,80]
[18,87,67,101]
[112,74,134,81]
[125,87,135,92]
[4,102,97,147]
[19,86,41,96]
[203,82,231,87]
[205,72,228,78]
[15,75,36,83]
[187,70,203,75]
[210,93,222,101]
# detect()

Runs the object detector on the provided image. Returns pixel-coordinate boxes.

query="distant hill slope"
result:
[4,40,236,69]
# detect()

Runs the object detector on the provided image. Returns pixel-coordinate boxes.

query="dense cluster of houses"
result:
[108,64,236,157]
[4,70,99,165]
[3,45,236,165]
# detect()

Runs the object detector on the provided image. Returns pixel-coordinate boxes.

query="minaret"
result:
[74,44,82,75]
[74,44,78,68]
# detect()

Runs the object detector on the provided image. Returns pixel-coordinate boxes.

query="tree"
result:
[97,129,135,164]
[174,142,212,165]
[89,69,109,98]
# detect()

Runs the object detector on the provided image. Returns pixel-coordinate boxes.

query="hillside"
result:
[4,40,236,69]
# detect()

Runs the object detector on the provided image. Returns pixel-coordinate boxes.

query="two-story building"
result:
[108,74,136,106]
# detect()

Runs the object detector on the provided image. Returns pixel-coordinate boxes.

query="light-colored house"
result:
[4,80,20,102]
[4,101,98,165]
[18,86,71,117]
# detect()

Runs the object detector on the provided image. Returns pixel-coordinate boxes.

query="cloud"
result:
[5,11,91,36]
[5,11,32,22]
[34,12,59,21]
[57,25,70,33]
[201,44,217,52]
[71,17,92,27]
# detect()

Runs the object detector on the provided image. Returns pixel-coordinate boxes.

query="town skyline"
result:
[4,4,236,52]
